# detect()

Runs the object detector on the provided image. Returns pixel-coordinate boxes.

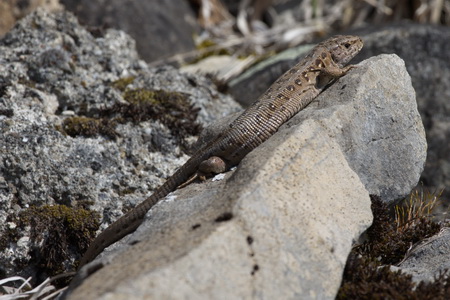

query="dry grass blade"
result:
[395,188,443,230]
[0,272,75,300]
[179,0,448,82]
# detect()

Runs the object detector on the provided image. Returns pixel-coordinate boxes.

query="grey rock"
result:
[0,8,239,279]
[322,54,426,203]
[60,0,199,63]
[394,227,450,283]
[230,24,449,206]
[354,25,450,209]
[65,54,424,299]
[211,54,426,204]
[0,7,429,298]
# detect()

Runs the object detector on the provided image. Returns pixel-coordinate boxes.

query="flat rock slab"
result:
[67,54,426,299]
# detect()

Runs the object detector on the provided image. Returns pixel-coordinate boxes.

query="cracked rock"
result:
[66,54,425,299]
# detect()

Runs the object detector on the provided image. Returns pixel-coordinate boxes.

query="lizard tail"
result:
[78,156,205,268]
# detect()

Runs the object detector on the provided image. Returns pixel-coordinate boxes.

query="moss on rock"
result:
[19,205,100,277]
[61,116,118,138]
[337,194,447,299]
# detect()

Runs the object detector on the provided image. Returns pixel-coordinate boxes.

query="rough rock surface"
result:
[65,54,425,299]
[221,54,426,204]
[60,0,199,63]
[393,227,450,283]
[0,8,429,298]
[0,9,240,280]
[355,25,450,210]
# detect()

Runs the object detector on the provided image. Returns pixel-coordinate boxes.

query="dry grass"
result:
[159,0,449,69]
[0,273,74,300]
[338,191,449,299]
[395,188,443,231]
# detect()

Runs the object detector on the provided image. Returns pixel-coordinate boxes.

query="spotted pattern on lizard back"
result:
[208,35,363,166]
[78,35,363,268]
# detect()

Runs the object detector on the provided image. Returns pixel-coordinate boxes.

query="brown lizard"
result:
[79,35,363,267]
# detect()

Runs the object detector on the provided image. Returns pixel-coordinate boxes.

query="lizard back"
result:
[78,35,363,267]
[206,35,363,165]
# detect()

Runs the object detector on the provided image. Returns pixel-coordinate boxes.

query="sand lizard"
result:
[79,35,363,267]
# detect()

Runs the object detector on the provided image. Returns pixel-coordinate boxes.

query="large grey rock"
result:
[207,54,426,204]
[0,9,240,279]
[323,54,426,203]
[68,127,371,300]
[354,25,450,210]
[230,24,449,207]
[65,54,425,299]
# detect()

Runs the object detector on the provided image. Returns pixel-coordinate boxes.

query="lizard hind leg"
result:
[197,156,228,180]
[177,156,228,189]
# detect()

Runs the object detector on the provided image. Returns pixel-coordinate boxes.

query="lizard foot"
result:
[198,156,227,178]
[177,156,228,189]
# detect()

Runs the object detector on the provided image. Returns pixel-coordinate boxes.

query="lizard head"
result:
[324,35,363,67]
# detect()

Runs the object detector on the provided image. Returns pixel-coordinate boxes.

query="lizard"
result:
[79,35,363,268]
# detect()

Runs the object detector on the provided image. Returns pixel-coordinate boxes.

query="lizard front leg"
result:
[317,50,357,78]
[320,63,356,77]
[309,56,356,89]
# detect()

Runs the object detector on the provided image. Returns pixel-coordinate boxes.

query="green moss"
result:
[338,255,414,300]
[18,205,100,280]
[123,89,163,105]
[118,187,138,196]
[111,76,135,92]
[61,116,117,139]
[60,79,202,148]
[17,76,36,88]
[196,39,217,50]
[104,87,202,147]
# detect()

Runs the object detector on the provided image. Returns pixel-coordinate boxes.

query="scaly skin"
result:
[79,35,363,267]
